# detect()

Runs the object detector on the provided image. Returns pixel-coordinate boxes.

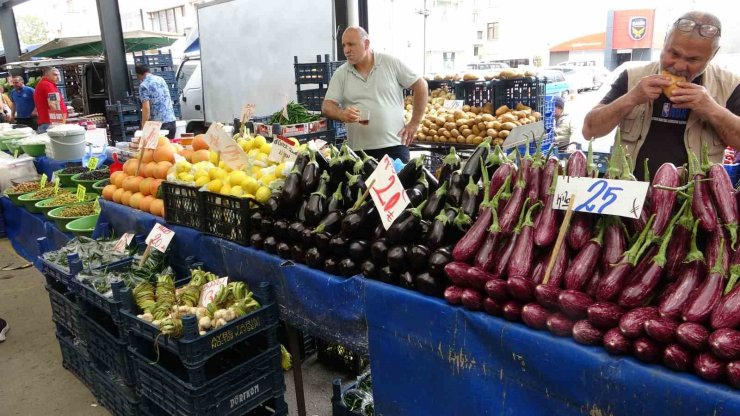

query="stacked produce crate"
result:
[293,54,346,142]
[131,51,181,119]
[106,101,141,143]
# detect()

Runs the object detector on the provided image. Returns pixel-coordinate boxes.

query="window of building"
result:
[443,52,455,72]
[149,6,184,33]
[477,30,483,40]
[487,22,499,40]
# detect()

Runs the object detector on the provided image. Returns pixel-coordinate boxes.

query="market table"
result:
[1,197,71,267]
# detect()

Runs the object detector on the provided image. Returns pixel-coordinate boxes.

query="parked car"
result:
[538,69,572,98]
[544,66,592,92]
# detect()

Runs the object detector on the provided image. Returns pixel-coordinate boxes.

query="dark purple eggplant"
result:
[408,245,430,272]
[491,235,517,280]
[348,240,370,263]
[711,285,740,330]
[260,217,275,234]
[534,284,561,310]
[460,176,482,218]
[587,302,623,329]
[301,227,314,247]
[345,171,367,198]
[422,181,448,221]
[427,206,457,249]
[361,260,378,279]
[340,202,375,239]
[398,271,414,289]
[709,328,740,361]
[415,272,445,297]
[558,290,594,320]
[277,242,292,259]
[386,205,423,245]
[371,239,389,263]
[329,235,349,257]
[297,199,308,223]
[507,202,542,280]
[726,361,740,388]
[428,248,452,278]
[457,174,510,264]
[488,162,516,199]
[676,322,709,351]
[359,150,378,178]
[547,312,576,337]
[323,257,339,275]
[502,301,523,322]
[506,276,535,303]
[663,344,693,372]
[288,222,306,243]
[445,285,465,305]
[327,182,345,213]
[601,218,627,267]
[274,219,289,240]
[521,303,549,330]
[649,163,680,236]
[708,162,739,249]
[572,320,604,345]
[301,149,321,193]
[304,172,330,226]
[538,244,570,288]
[660,219,705,320]
[338,258,358,277]
[291,245,306,263]
[694,352,725,382]
[447,169,465,207]
[387,246,408,274]
[539,157,559,202]
[533,194,559,248]
[584,268,603,299]
[603,328,632,355]
[564,223,605,290]
[315,232,331,253]
[683,237,727,324]
[633,337,661,363]
[483,297,504,316]
[438,147,461,184]
[250,211,263,231]
[249,233,264,250]
[293,149,310,174]
[314,210,343,236]
[644,318,678,344]
[526,157,543,203]
[305,247,323,269]
[419,219,432,239]
[619,306,659,339]
[461,288,484,311]
[398,156,424,189]
[280,166,303,206]
[485,278,509,302]
[461,137,491,183]
[263,236,278,254]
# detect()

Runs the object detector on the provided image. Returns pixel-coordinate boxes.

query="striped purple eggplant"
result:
[708,162,738,249]
[649,163,681,236]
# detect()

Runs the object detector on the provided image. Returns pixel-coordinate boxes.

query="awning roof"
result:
[20,30,180,60]
[550,33,606,52]
[3,57,103,70]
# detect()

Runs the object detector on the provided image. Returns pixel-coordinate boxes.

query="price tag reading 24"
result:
[552,176,649,219]
[145,223,176,253]
[365,155,410,230]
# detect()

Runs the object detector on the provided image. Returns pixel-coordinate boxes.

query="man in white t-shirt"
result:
[323,26,428,163]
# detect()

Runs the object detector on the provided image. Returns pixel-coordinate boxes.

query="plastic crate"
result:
[423,153,444,178]
[118,281,279,368]
[139,396,287,416]
[56,330,95,389]
[81,313,137,386]
[46,280,83,339]
[202,191,252,245]
[296,87,327,112]
[162,181,204,230]
[332,120,347,138]
[39,251,134,292]
[294,54,344,85]
[91,365,140,416]
[72,278,127,324]
[427,79,457,94]
[316,339,369,376]
[492,77,547,113]
[133,52,174,67]
[277,324,316,363]
[454,80,493,107]
[131,345,287,416]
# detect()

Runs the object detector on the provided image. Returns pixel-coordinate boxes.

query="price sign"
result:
[365,154,410,230]
[93,198,101,214]
[443,100,465,110]
[142,121,163,149]
[53,177,60,195]
[204,123,250,170]
[113,232,135,254]
[268,136,299,163]
[145,223,175,253]
[39,173,48,189]
[241,103,256,123]
[502,121,545,150]
[87,157,99,170]
[552,176,649,219]
[198,277,228,308]
[76,184,86,202]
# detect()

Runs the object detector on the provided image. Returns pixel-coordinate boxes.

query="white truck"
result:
[176,0,338,133]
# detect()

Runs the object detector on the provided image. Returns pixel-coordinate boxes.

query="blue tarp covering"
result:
[33,156,68,180]
[1,197,71,267]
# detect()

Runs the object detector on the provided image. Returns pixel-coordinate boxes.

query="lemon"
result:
[207,179,223,193]
[177,172,194,182]
[219,184,232,195]
[242,139,254,151]
[229,186,244,197]
[275,162,286,178]
[195,169,210,179]
[241,176,259,194]
[256,152,268,164]
[254,135,267,148]
[195,176,210,187]
[209,151,219,164]
[260,173,276,186]
[247,149,260,159]
[209,168,226,180]
[260,143,272,154]
[228,171,248,186]
[255,186,271,203]
[176,160,193,173]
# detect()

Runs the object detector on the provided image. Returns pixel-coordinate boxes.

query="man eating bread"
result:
[583,11,740,180]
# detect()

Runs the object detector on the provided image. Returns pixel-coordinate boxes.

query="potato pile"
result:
[404,89,542,146]
[426,69,537,82]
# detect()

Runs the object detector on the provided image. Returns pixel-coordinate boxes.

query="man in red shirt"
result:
[33,67,67,133]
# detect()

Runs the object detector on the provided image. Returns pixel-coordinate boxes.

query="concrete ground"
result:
[0,238,347,416]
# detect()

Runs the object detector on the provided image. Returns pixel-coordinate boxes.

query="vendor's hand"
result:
[669,82,717,115]
[629,74,671,104]
[342,107,360,123]
[398,122,419,146]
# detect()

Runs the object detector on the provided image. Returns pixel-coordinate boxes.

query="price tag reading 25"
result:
[552,176,649,219]
[365,154,410,230]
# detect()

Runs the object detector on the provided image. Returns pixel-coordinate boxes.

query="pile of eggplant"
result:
[247,143,475,298]
[444,134,740,389]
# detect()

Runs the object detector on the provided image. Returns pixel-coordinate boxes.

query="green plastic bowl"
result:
[35,193,98,218]
[21,143,46,157]
[92,178,110,192]
[17,187,75,213]
[47,202,96,230]
[65,214,99,237]
[71,171,109,193]
[4,186,40,206]
[4,140,23,155]
[53,169,79,187]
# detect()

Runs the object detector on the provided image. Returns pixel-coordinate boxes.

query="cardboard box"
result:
[253,118,328,137]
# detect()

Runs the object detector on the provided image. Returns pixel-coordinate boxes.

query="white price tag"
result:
[443,100,465,110]
[198,277,228,308]
[365,155,411,230]
[241,103,256,122]
[204,123,250,170]
[144,223,175,253]
[268,136,299,163]
[552,176,649,219]
[113,233,135,254]
[502,121,545,150]
[142,121,163,149]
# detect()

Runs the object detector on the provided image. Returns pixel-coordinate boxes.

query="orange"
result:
[141,149,154,164]
[149,179,163,198]
[139,178,153,196]
[112,188,124,203]
[153,144,176,163]
[139,195,154,212]
[129,192,144,210]
[110,171,124,185]
[191,149,210,163]
[155,161,173,180]
[120,190,133,206]
[179,149,193,163]
[192,134,209,151]
[149,198,165,217]
[102,184,117,201]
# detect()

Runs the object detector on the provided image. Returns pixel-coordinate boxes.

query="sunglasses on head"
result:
[674,18,721,38]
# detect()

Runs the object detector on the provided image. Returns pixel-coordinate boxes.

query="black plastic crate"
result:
[118,281,279,368]
[46,280,83,339]
[162,181,204,230]
[316,339,369,376]
[140,396,287,416]
[56,330,95,389]
[91,365,140,416]
[296,87,327,112]
[133,51,173,67]
[332,120,347,138]
[454,80,493,107]
[277,324,316,363]
[427,79,456,92]
[492,77,547,113]
[81,313,136,386]
[131,345,287,416]
[202,191,252,245]
[39,250,133,292]
[423,153,444,179]
[294,54,344,85]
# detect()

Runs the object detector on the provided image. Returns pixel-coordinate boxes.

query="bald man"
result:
[583,11,740,180]
[322,26,428,163]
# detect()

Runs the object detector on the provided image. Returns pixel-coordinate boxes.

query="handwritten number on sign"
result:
[575,179,623,214]
[371,175,402,212]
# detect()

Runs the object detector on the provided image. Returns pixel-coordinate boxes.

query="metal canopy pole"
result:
[0,4,22,74]
[95,0,130,103]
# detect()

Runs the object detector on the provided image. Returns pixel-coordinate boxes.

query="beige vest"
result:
[620,62,740,164]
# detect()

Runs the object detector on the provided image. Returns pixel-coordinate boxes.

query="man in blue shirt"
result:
[135,64,177,139]
[10,76,36,129]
